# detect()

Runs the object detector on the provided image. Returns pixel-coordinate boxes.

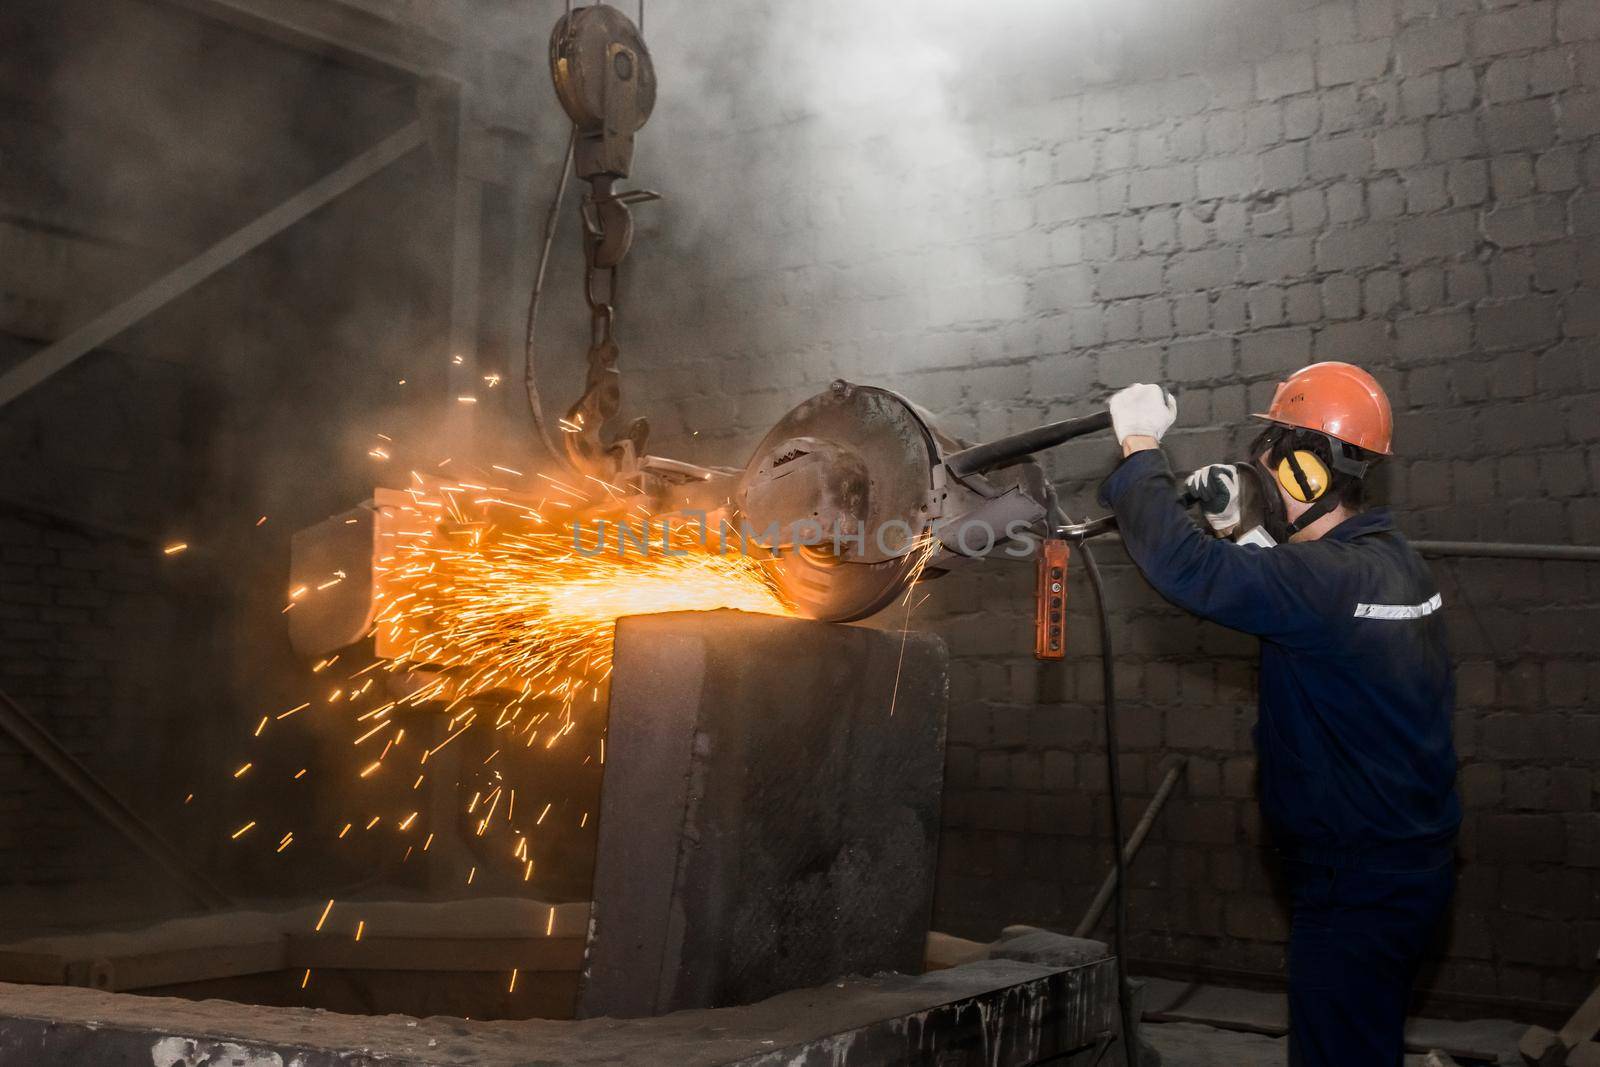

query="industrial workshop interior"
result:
[2,0,1599,1064]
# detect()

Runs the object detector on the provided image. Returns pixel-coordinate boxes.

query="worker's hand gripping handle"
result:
[1035,538,1071,660]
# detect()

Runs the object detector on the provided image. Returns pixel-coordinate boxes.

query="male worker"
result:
[1098,364,1459,1067]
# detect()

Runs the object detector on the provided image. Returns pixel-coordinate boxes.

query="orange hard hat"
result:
[1252,361,1393,455]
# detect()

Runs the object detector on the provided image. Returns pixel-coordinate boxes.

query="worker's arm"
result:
[1098,447,1331,644]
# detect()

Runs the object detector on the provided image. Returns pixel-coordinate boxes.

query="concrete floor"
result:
[1144,1022,1489,1066]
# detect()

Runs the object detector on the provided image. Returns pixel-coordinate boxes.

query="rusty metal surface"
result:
[549,6,656,160]
[541,4,662,483]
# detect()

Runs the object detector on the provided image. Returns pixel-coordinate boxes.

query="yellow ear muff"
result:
[1276,450,1330,503]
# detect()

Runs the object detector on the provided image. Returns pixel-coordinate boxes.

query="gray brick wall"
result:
[608,0,1600,1012]
[0,323,224,908]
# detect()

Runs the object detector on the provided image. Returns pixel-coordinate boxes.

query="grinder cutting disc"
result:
[736,381,940,622]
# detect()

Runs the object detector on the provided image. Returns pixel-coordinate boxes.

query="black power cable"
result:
[1078,539,1141,1066]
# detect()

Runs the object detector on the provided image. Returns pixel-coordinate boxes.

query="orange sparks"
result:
[354,919,365,942]
[315,899,335,931]
[509,968,518,992]
[546,907,555,936]
[163,542,188,556]
[227,480,805,887]
[233,763,252,778]
[368,505,791,758]
[301,968,312,988]
[353,720,390,746]
[231,821,256,840]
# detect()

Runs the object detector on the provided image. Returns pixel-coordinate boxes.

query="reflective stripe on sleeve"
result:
[1352,592,1443,620]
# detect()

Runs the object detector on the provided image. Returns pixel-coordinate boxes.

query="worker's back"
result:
[1253,509,1461,868]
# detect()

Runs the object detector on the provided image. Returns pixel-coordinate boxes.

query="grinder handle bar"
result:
[944,409,1113,477]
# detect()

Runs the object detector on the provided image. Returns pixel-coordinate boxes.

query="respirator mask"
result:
[1228,425,1371,547]
[1228,462,1284,548]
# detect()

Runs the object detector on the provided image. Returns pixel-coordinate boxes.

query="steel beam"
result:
[0,121,426,411]
[0,689,231,911]
[159,0,459,81]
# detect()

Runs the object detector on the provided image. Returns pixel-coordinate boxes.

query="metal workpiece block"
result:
[580,609,950,1020]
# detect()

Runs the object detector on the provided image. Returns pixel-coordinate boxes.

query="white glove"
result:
[1108,383,1177,445]
[1186,463,1241,535]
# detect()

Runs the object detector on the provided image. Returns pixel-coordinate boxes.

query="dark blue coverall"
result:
[1100,449,1460,1067]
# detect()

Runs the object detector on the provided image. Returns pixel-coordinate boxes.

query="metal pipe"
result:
[946,410,1113,477]
[1073,759,1187,940]
[1411,540,1600,563]
[1069,531,1600,564]
[0,689,231,910]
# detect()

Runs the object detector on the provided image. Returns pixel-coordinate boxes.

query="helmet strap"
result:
[1284,492,1341,538]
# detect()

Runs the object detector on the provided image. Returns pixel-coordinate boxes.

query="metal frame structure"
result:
[0,0,539,891]
[0,0,547,413]
[0,122,427,410]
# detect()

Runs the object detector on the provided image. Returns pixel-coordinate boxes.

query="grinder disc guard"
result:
[736,382,944,622]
